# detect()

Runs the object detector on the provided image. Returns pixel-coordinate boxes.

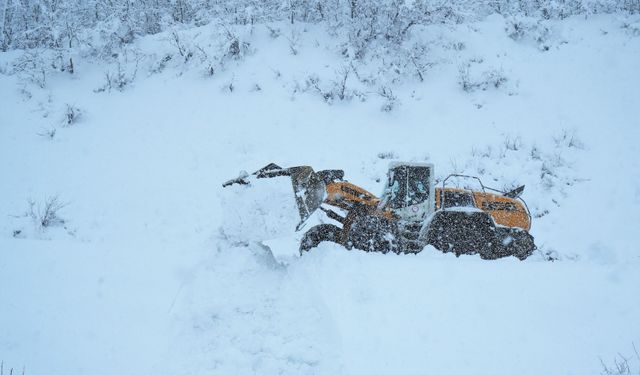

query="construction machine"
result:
[222,162,536,260]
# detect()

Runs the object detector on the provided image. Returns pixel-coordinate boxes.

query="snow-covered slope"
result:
[1,14,639,375]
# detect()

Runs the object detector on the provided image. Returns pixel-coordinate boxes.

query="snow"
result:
[1,13,640,375]
[220,173,301,245]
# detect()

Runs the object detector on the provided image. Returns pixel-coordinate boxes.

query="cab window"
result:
[442,191,475,208]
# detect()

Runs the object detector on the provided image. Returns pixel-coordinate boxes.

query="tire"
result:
[346,215,401,254]
[495,227,537,260]
[299,224,343,253]
[424,210,500,258]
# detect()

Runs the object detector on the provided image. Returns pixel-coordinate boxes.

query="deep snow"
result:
[1,13,640,375]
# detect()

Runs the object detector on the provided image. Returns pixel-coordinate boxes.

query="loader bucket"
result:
[223,164,327,228]
[287,166,327,225]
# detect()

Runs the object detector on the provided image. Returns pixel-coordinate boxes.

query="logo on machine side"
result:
[481,201,517,211]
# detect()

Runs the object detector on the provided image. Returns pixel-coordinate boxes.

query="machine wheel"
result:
[299,224,343,253]
[347,215,401,254]
[495,227,537,260]
[399,222,425,253]
[423,210,500,258]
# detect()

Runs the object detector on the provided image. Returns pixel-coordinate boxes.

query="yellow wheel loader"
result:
[223,162,536,260]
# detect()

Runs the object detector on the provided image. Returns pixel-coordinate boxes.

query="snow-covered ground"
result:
[1,14,640,375]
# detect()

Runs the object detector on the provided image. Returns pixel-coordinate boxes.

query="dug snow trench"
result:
[165,242,640,375]
[2,238,639,375]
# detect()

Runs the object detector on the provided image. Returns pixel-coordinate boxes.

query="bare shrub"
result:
[169,31,193,62]
[377,151,398,159]
[378,86,398,112]
[63,104,82,127]
[222,27,251,60]
[13,51,48,88]
[286,29,301,55]
[306,75,333,103]
[621,21,640,37]
[95,62,138,93]
[333,66,351,100]
[150,54,173,74]
[221,77,235,93]
[459,62,509,92]
[406,42,434,82]
[458,64,473,92]
[484,69,509,89]
[266,25,281,39]
[305,67,361,104]
[599,344,640,375]
[503,136,522,151]
[554,129,584,149]
[26,196,68,231]
[471,145,493,158]
[505,18,553,51]
[0,362,26,375]
[37,127,57,140]
[530,145,541,160]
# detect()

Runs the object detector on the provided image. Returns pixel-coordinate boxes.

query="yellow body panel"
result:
[326,181,380,208]
[435,188,531,231]
[325,181,395,220]
[325,182,530,231]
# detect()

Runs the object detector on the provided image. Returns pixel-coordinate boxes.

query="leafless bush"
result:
[333,66,351,100]
[621,21,640,37]
[221,77,235,93]
[305,68,360,104]
[18,86,32,100]
[222,27,251,60]
[471,145,493,158]
[266,25,281,39]
[95,62,138,92]
[539,248,560,261]
[485,69,509,89]
[530,145,541,160]
[286,29,301,55]
[378,86,398,112]
[377,151,398,159]
[554,129,584,149]
[600,344,640,375]
[26,196,68,231]
[37,127,57,140]
[505,18,553,51]
[51,50,75,74]
[63,104,82,127]
[459,63,508,92]
[13,51,48,88]
[451,41,466,51]
[503,136,523,151]
[169,31,193,62]
[0,362,25,375]
[459,64,473,92]
[150,54,173,74]
[306,75,333,103]
[406,42,434,82]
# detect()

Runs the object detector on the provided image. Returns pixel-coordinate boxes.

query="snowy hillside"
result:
[2,8,640,375]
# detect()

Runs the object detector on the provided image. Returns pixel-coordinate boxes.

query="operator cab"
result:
[381,162,435,221]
